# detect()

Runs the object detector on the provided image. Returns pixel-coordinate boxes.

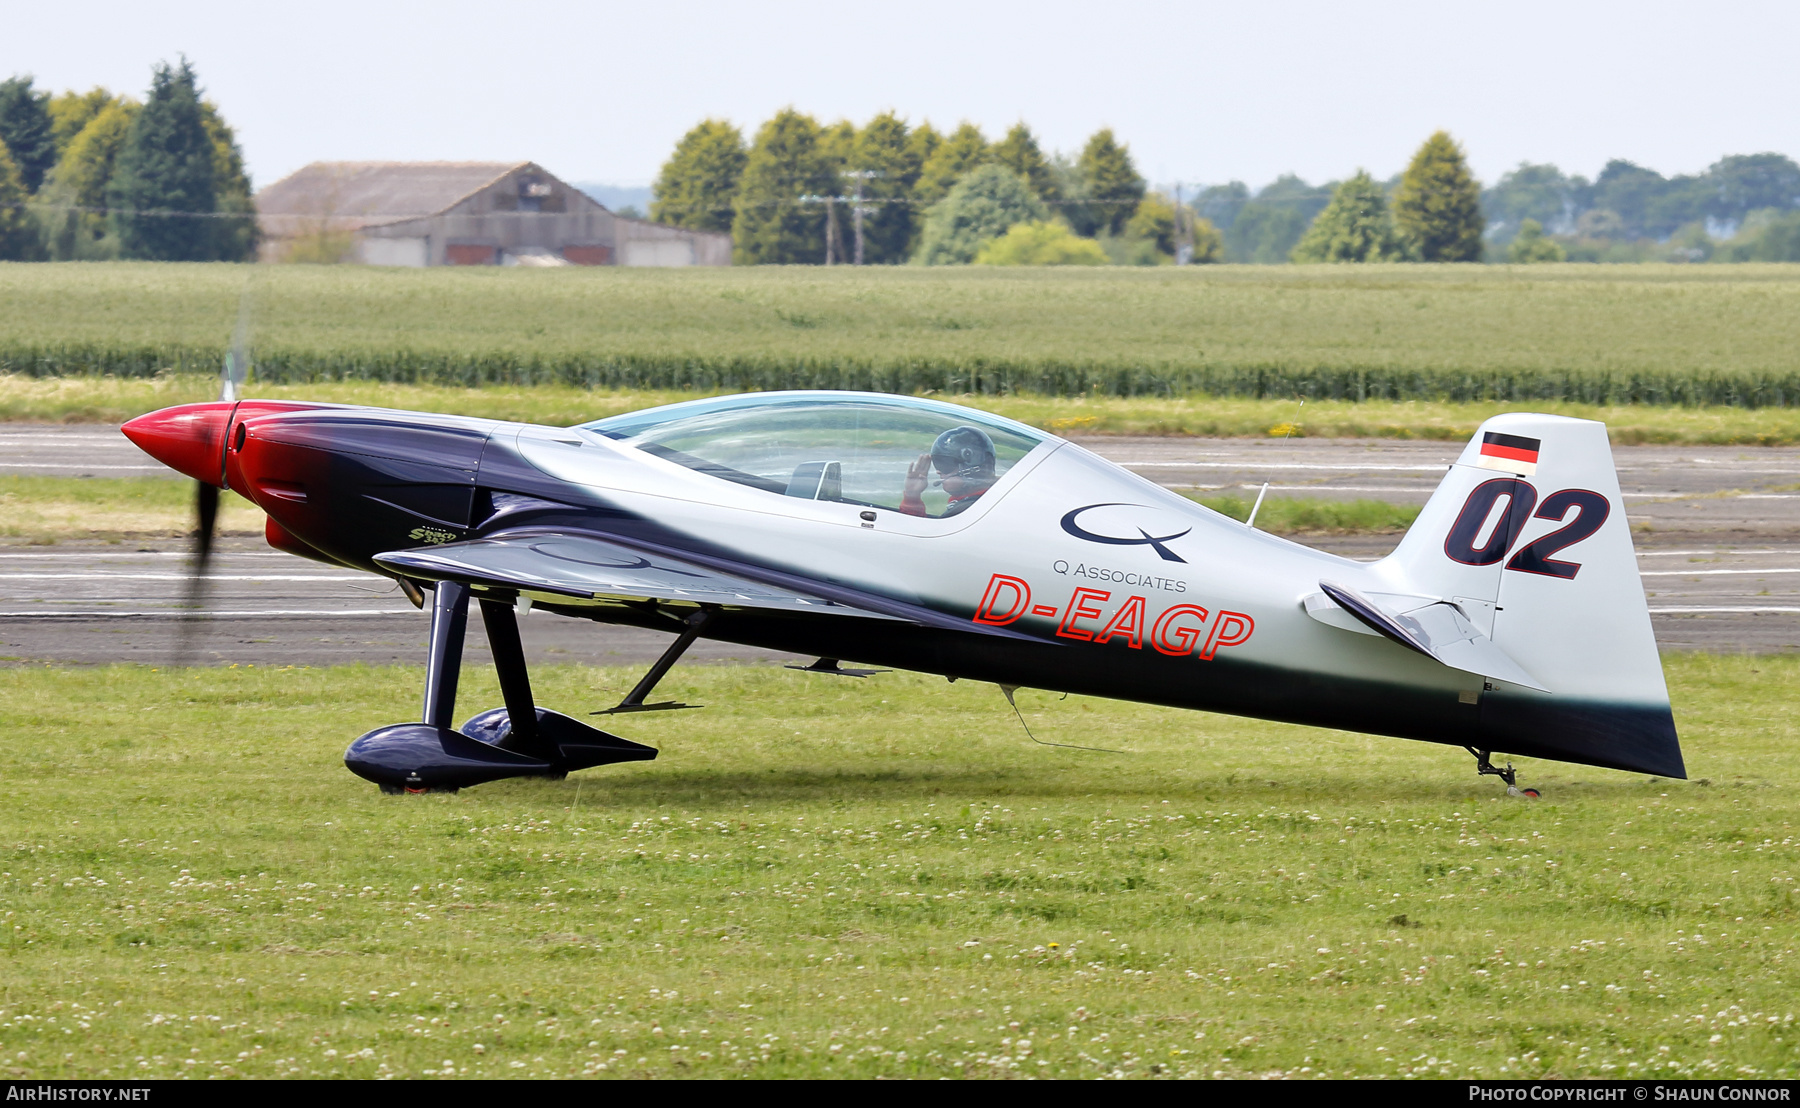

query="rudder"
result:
[1373,414,1682,777]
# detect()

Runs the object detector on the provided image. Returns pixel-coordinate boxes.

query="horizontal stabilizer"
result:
[1315,580,1548,693]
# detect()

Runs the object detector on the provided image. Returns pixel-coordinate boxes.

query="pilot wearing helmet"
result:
[899,426,997,518]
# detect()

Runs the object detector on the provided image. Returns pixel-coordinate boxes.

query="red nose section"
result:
[121,402,236,485]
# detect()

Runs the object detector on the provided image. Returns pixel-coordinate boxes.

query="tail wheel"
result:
[1520,788,1541,799]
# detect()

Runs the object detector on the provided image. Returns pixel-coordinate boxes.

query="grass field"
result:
[14,373,1800,445]
[5,263,1800,405]
[0,476,260,543]
[1196,495,1418,535]
[0,658,1794,1080]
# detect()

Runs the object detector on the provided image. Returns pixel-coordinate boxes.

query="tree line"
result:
[7,73,1795,268]
[1477,154,1800,262]
[0,59,256,262]
[657,110,1800,265]
[651,114,1494,266]
[1193,150,1800,264]
[652,111,1191,266]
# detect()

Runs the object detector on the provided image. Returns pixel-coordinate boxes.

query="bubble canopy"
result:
[581,392,1048,516]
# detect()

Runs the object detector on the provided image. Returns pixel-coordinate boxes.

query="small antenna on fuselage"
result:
[1244,482,1270,530]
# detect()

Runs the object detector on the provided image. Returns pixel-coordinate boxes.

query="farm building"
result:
[254,161,729,267]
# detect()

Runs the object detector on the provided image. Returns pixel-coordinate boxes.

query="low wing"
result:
[377,531,895,619]
[378,528,1042,642]
[1313,580,1549,693]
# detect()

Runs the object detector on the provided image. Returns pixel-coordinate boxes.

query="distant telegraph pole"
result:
[1175,182,1194,267]
[842,170,880,266]
[853,176,864,266]
[824,196,838,266]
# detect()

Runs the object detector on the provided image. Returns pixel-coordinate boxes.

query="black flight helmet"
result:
[930,426,997,483]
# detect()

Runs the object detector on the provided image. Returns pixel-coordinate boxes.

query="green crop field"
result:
[17,373,1800,445]
[0,658,1794,1080]
[4,262,1800,406]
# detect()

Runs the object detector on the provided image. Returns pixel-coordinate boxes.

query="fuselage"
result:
[122,392,1683,778]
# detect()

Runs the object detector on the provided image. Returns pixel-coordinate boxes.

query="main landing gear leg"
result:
[594,606,717,715]
[423,581,470,731]
[1466,746,1539,798]
[373,579,471,794]
[477,595,545,756]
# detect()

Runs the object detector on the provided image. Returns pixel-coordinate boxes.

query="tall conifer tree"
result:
[902,123,942,253]
[0,139,41,259]
[731,108,834,265]
[991,123,1060,207]
[1394,130,1483,262]
[815,121,857,262]
[0,76,55,193]
[848,112,921,264]
[818,119,857,173]
[651,119,746,233]
[1075,128,1145,236]
[906,123,941,177]
[914,122,988,208]
[110,59,218,261]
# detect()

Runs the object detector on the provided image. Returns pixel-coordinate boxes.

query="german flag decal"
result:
[1477,431,1541,475]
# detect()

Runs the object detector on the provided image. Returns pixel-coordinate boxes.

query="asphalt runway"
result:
[5,425,1800,667]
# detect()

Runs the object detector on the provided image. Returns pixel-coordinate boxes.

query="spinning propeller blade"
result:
[175,481,220,664]
[194,481,218,563]
[174,284,254,664]
[221,283,251,403]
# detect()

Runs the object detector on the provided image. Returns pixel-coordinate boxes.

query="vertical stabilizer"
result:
[1372,414,1682,777]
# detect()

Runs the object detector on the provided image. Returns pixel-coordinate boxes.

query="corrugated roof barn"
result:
[255,161,729,266]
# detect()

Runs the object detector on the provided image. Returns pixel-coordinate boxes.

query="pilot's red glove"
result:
[899,453,930,517]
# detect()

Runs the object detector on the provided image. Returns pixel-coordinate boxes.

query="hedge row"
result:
[8,342,1800,408]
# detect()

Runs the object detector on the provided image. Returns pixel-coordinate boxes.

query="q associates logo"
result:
[968,501,1254,663]
[1059,503,1193,563]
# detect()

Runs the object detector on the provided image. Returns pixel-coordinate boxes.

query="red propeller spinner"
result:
[123,400,328,487]
[121,402,236,486]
